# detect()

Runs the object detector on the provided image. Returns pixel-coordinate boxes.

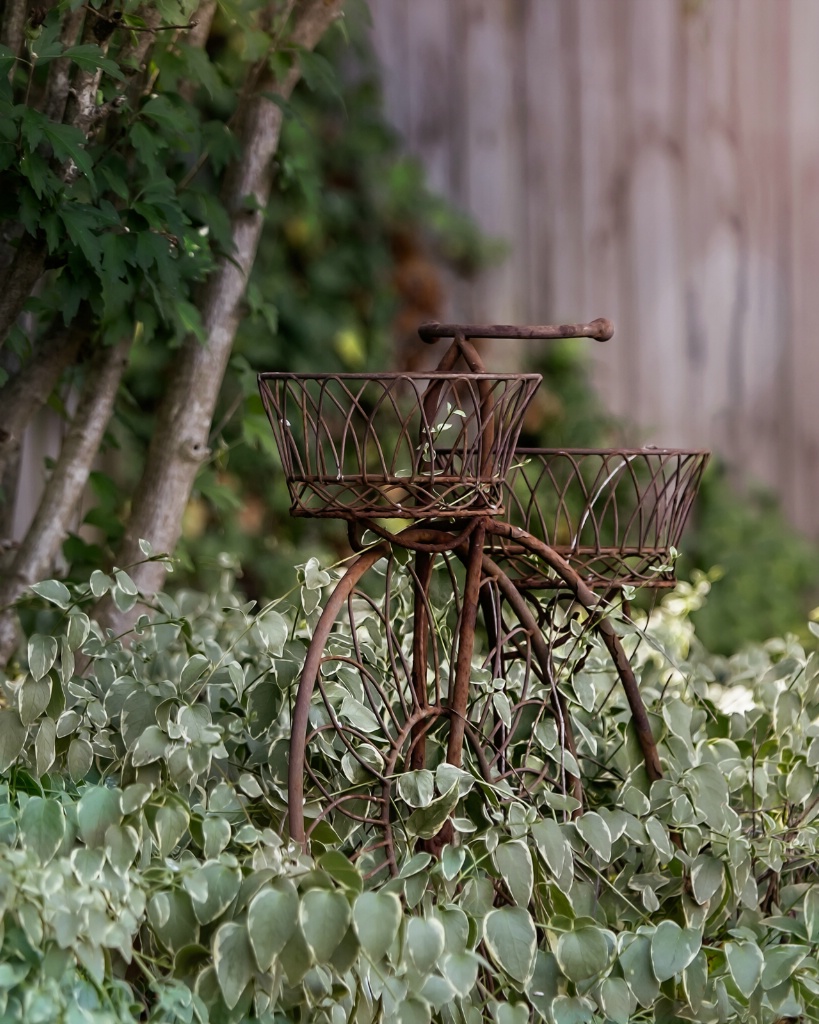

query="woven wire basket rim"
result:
[259,371,543,520]
[498,446,710,589]
[513,445,711,456]
[258,371,544,382]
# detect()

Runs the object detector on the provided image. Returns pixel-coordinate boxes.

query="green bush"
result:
[2,559,819,1021]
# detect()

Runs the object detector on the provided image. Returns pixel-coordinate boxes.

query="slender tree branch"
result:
[0,314,90,480]
[0,232,47,350]
[0,443,21,553]
[185,0,217,49]
[0,335,131,667]
[95,0,344,637]
[176,0,217,103]
[0,0,27,64]
[42,6,87,122]
[62,12,114,139]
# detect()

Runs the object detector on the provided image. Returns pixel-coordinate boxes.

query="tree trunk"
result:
[0,317,88,483]
[1,0,27,64]
[0,336,131,667]
[95,0,343,637]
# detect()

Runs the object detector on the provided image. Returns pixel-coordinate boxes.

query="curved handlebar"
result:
[417,318,614,344]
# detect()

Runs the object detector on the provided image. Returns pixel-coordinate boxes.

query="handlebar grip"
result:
[417,318,614,343]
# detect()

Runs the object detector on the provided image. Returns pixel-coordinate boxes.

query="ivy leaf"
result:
[620,934,660,1007]
[67,736,93,781]
[20,796,65,865]
[760,945,809,989]
[28,634,58,681]
[104,824,139,876]
[599,977,632,1024]
[435,762,474,798]
[0,710,27,772]
[531,818,568,876]
[18,676,51,726]
[806,887,819,943]
[395,998,432,1024]
[495,1004,529,1024]
[493,691,512,729]
[89,570,112,597]
[690,854,724,904]
[494,841,533,907]
[442,951,480,998]
[687,763,730,828]
[202,816,231,859]
[318,850,362,893]
[35,718,56,776]
[353,891,401,962]
[483,907,536,986]
[556,925,612,983]
[406,917,445,975]
[30,579,71,608]
[575,811,611,861]
[725,941,764,998]
[248,879,299,971]
[398,769,435,808]
[153,803,189,857]
[684,950,708,1013]
[303,557,331,589]
[131,725,170,766]
[404,786,459,840]
[77,786,123,847]
[650,921,701,982]
[188,863,241,925]
[551,996,595,1024]
[66,611,91,651]
[255,609,288,656]
[644,815,674,862]
[299,889,351,963]
[213,922,254,1010]
[338,695,380,734]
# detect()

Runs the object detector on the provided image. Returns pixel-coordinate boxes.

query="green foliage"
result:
[1,2,224,349]
[680,467,819,652]
[44,7,498,597]
[4,557,819,1021]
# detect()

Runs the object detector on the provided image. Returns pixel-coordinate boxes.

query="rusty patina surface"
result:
[259,319,709,875]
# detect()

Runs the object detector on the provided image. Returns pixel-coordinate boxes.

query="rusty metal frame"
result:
[258,318,709,874]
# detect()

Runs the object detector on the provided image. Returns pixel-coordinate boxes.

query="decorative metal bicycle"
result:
[259,320,709,877]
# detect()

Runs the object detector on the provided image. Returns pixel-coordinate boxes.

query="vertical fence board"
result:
[369,0,819,535]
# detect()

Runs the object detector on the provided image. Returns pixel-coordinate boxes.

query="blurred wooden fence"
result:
[370,0,819,537]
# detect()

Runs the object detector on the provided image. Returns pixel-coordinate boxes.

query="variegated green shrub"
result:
[2,559,819,1023]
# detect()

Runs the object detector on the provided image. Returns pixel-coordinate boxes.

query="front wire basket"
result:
[492,448,710,589]
[258,372,542,520]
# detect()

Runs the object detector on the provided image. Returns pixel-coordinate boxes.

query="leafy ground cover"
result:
[0,557,818,1022]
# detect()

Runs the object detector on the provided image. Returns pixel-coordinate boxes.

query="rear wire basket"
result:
[258,372,542,519]
[492,448,710,589]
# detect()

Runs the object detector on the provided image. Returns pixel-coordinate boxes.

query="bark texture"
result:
[0,0,26,63]
[0,318,88,482]
[95,0,343,637]
[0,233,48,350]
[0,337,131,666]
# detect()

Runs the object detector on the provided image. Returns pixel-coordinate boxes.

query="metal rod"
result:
[485,520,663,784]
[446,521,486,767]
[418,318,614,343]
[288,543,389,846]
[409,551,433,771]
[479,551,584,810]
